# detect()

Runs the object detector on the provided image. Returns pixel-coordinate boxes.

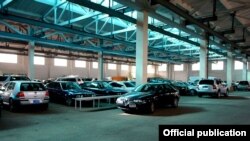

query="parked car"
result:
[0,81,49,112]
[197,79,229,98]
[171,81,189,95]
[183,82,197,95]
[56,76,83,84]
[235,81,250,91]
[46,81,95,106]
[79,81,128,96]
[109,81,135,92]
[0,74,30,87]
[116,83,180,113]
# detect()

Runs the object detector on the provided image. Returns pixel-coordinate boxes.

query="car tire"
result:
[224,90,229,97]
[190,89,197,96]
[148,102,155,113]
[171,98,179,108]
[65,97,73,106]
[9,99,17,112]
[198,93,202,97]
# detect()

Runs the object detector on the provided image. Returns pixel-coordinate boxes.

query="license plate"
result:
[33,99,40,104]
[129,103,136,108]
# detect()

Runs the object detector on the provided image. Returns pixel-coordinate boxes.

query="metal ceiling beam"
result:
[0,31,177,63]
[0,13,135,47]
[67,0,200,47]
[153,0,243,54]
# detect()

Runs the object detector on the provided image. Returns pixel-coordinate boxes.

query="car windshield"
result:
[133,84,153,92]
[0,76,8,81]
[199,80,214,85]
[20,83,46,91]
[99,82,112,89]
[123,82,134,87]
[61,82,81,90]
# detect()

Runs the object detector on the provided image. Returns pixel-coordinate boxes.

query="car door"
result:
[2,82,15,104]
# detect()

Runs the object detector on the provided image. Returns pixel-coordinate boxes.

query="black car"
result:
[46,81,95,106]
[116,83,180,113]
[79,81,128,96]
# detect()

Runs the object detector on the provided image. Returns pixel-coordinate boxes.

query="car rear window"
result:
[199,80,214,85]
[10,76,30,81]
[20,83,46,91]
[0,76,8,81]
[239,81,249,85]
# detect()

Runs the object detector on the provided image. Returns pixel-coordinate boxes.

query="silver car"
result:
[197,79,229,98]
[0,81,49,112]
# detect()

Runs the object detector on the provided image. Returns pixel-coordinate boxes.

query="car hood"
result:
[121,91,153,100]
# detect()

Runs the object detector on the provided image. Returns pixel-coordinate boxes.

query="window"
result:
[147,65,155,73]
[174,64,184,71]
[0,53,17,63]
[92,62,98,69]
[192,62,200,71]
[235,61,243,70]
[75,60,86,68]
[131,66,136,78]
[212,61,223,70]
[54,58,67,67]
[121,65,129,71]
[34,56,45,65]
[158,64,167,71]
[108,63,116,70]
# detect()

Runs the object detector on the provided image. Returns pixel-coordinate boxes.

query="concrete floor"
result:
[0,91,250,141]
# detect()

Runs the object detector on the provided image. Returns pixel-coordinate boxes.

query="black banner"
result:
[159,125,250,141]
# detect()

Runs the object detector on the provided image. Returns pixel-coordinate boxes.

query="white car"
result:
[197,79,229,98]
[0,81,49,112]
[109,81,135,92]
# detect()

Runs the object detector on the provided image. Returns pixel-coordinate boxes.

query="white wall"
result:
[0,55,249,82]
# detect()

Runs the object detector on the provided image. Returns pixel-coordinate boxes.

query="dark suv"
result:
[116,83,180,113]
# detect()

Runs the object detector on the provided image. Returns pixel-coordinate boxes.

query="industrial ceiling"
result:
[0,0,249,64]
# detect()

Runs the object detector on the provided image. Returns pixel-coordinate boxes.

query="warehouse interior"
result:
[1,0,250,141]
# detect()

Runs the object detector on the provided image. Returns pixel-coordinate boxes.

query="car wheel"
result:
[190,89,197,96]
[65,97,73,106]
[217,91,221,98]
[148,102,155,113]
[9,99,17,112]
[198,93,202,97]
[172,98,179,108]
[224,90,229,97]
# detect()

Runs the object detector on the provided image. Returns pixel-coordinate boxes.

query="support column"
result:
[28,41,35,80]
[167,63,173,80]
[98,51,104,80]
[199,37,208,79]
[136,10,148,85]
[227,51,233,88]
[154,65,158,77]
[242,58,247,80]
